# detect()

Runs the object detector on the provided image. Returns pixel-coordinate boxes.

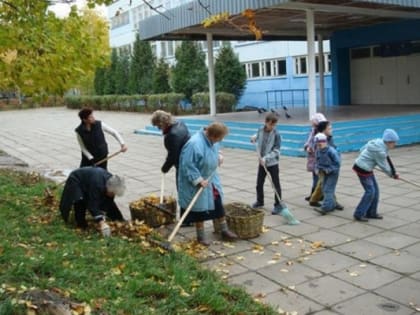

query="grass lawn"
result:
[0,169,277,315]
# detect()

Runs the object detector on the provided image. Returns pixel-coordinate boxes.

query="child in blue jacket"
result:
[352,129,400,222]
[313,133,341,214]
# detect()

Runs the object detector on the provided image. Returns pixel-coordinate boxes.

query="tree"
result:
[94,67,106,95]
[115,54,130,95]
[215,43,247,100]
[0,1,110,100]
[128,33,155,95]
[103,49,118,94]
[172,41,207,100]
[152,58,171,94]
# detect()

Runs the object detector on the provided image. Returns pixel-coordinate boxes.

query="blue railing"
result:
[266,88,333,109]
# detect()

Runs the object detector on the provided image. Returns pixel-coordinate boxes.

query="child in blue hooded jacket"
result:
[352,129,400,222]
[313,133,341,214]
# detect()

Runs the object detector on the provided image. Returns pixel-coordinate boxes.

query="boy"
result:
[251,113,299,225]
[353,129,400,222]
[313,133,341,215]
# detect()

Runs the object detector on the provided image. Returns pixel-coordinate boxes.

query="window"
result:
[276,59,286,76]
[160,41,167,58]
[111,11,130,29]
[251,63,260,77]
[294,56,307,75]
[167,41,174,57]
[242,58,287,79]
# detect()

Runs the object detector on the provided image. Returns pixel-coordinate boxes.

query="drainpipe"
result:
[206,33,216,117]
[306,9,317,119]
[318,33,325,112]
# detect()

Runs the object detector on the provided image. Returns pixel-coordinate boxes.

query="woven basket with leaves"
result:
[129,195,176,228]
[224,202,264,239]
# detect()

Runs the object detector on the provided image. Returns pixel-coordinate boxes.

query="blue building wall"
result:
[330,19,420,105]
[237,56,333,110]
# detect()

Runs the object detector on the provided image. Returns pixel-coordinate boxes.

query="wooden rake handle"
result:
[94,150,122,167]
[167,170,217,243]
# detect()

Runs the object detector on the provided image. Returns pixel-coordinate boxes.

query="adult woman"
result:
[178,122,238,246]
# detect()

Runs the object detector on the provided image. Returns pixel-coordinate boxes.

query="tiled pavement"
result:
[1,107,420,315]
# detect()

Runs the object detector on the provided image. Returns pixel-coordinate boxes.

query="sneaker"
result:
[366,214,383,219]
[335,203,344,210]
[271,205,282,215]
[310,202,322,207]
[251,201,264,208]
[354,215,369,222]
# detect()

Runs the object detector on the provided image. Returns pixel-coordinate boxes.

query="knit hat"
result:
[314,133,327,143]
[382,129,399,142]
[311,113,327,124]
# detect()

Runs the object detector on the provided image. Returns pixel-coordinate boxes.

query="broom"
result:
[254,143,299,225]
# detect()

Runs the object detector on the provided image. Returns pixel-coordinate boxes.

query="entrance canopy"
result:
[139,0,420,41]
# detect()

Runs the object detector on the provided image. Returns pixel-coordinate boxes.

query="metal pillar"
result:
[206,33,216,117]
[318,34,325,112]
[306,9,317,119]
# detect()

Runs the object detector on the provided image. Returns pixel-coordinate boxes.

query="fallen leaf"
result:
[267,260,277,265]
[271,241,279,245]
[349,272,359,277]
[280,269,289,273]
[359,264,367,268]
[311,241,324,249]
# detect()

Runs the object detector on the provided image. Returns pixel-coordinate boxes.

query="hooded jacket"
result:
[355,138,393,176]
[315,145,341,174]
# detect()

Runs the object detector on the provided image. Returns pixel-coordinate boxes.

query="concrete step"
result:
[134,114,420,157]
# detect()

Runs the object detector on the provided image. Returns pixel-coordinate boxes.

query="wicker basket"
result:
[129,195,176,228]
[224,202,265,239]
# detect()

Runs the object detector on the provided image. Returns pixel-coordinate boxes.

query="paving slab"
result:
[375,277,420,309]
[263,289,324,315]
[1,108,420,314]
[370,251,420,274]
[332,263,402,290]
[301,249,361,274]
[294,275,366,306]
[258,261,323,287]
[333,292,414,315]
[364,231,419,250]
[334,240,393,261]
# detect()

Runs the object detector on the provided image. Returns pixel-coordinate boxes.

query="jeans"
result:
[256,164,282,205]
[321,171,338,212]
[354,173,379,218]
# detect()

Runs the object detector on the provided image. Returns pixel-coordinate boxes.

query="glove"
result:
[393,173,399,180]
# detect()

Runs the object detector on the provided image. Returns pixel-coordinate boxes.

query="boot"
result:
[280,208,300,225]
[221,229,238,241]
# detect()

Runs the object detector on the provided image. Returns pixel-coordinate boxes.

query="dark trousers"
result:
[256,164,282,206]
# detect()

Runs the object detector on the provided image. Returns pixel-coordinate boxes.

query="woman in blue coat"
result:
[178,122,238,246]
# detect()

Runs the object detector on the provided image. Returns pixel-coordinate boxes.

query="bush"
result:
[147,93,185,114]
[191,92,236,113]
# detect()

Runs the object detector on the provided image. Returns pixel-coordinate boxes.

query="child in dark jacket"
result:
[313,133,341,214]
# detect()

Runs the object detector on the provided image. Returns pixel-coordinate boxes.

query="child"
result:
[304,113,327,201]
[313,133,341,215]
[251,113,299,225]
[353,129,400,222]
[309,121,344,210]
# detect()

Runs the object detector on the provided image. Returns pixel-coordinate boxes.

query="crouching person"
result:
[59,167,126,237]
